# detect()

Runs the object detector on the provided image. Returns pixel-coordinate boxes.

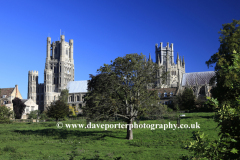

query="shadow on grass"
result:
[13,128,124,140]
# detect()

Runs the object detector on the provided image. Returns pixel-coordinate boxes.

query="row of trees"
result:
[181,19,240,159]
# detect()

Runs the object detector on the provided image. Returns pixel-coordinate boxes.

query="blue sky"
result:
[0,0,240,99]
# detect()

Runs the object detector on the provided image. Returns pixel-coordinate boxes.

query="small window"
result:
[164,92,167,97]
[2,95,7,98]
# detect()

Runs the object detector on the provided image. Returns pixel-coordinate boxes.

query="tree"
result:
[0,105,12,124]
[84,53,163,140]
[12,97,26,119]
[60,89,69,105]
[27,110,40,119]
[183,20,240,159]
[47,100,69,122]
[175,88,195,110]
[46,88,70,121]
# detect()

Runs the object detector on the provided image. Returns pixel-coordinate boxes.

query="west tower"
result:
[28,35,75,111]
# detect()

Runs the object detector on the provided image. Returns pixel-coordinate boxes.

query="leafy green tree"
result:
[84,53,163,140]
[12,97,26,119]
[60,89,69,105]
[27,110,40,119]
[175,88,195,110]
[47,100,69,122]
[183,20,240,159]
[0,105,12,124]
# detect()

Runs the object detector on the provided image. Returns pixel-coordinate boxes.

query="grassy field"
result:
[0,112,219,160]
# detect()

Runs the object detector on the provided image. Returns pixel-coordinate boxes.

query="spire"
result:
[177,52,179,61]
[158,54,160,66]
[144,56,147,62]
[149,53,151,62]
[182,56,185,65]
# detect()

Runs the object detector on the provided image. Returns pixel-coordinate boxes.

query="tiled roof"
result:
[182,71,215,87]
[21,99,28,103]
[67,80,88,93]
[0,88,14,98]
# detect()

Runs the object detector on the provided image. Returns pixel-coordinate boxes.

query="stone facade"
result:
[21,99,38,119]
[151,42,215,103]
[28,35,74,111]
[151,42,186,88]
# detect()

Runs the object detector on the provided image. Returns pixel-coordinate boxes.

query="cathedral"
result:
[28,35,75,111]
[28,36,215,111]
[150,42,215,104]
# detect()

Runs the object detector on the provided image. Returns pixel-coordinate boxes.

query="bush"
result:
[27,110,40,119]
[0,105,12,124]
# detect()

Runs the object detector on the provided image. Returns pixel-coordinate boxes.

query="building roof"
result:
[0,88,14,98]
[21,99,28,103]
[182,71,215,86]
[67,80,88,93]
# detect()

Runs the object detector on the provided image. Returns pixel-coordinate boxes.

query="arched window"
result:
[77,95,80,101]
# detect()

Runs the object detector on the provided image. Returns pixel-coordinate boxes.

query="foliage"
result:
[69,105,76,116]
[83,53,164,140]
[175,88,195,110]
[12,97,26,119]
[60,89,69,105]
[46,100,69,121]
[0,105,12,124]
[27,110,40,119]
[183,20,240,159]
[39,111,48,120]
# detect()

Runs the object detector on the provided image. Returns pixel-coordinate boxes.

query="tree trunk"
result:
[126,118,133,140]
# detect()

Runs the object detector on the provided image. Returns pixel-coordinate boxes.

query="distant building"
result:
[21,99,38,119]
[28,35,75,111]
[149,42,216,104]
[0,85,23,110]
[67,80,88,115]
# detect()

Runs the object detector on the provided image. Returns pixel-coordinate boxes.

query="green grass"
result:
[0,112,219,160]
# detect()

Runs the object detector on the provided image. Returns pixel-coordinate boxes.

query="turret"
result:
[177,52,180,68]
[60,35,65,61]
[182,56,185,67]
[47,37,51,60]
[69,39,74,62]
[158,54,160,66]
[171,43,174,64]
[28,70,39,102]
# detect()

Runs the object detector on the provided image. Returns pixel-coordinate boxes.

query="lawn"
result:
[0,112,219,160]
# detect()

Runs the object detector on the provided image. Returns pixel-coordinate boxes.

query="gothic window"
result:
[71,96,74,102]
[164,92,167,98]
[54,78,56,84]
[33,76,34,81]
[199,86,205,95]
[47,86,49,92]
[77,95,80,101]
